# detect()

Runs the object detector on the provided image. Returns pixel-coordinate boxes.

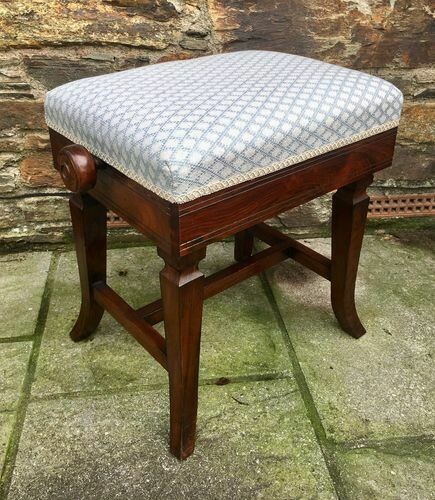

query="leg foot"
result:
[331,176,372,338]
[159,249,206,459]
[69,194,107,341]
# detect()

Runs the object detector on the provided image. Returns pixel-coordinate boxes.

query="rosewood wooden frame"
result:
[49,126,398,459]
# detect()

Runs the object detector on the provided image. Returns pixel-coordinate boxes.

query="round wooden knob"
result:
[57,145,97,193]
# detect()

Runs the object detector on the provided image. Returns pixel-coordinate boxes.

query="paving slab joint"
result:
[259,271,349,500]
[0,336,35,345]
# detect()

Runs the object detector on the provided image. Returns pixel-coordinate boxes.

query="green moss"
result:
[336,445,435,500]
[266,234,435,443]
[8,380,336,499]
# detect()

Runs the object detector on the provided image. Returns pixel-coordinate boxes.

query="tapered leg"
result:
[159,248,206,459]
[69,193,107,341]
[331,175,373,338]
[234,228,254,262]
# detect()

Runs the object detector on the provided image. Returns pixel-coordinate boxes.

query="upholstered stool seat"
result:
[45,50,402,203]
[47,50,402,461]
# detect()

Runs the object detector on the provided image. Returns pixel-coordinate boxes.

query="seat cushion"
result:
[45,50,403,203]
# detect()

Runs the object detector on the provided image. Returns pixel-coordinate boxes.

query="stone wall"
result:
[0,0,433,245]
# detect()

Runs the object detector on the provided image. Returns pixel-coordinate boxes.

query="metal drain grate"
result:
[368,193,435,219]
[106,193,435,228]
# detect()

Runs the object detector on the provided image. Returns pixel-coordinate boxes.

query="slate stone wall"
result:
[0,0,433,245]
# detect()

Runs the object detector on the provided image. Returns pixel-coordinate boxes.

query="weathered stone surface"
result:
[32,248,166,396]
[278,194,332,231]
[114,55,151,71]
[0,82,34,100]
[156,52,193,63]
[22,132,50,151]
[9,380,336,499]
[0,197,68,231]
[0,223,73,247]
[209,0,301,53]
[20,152,64,188]
[0,55,22,79]
[0,195,72,245]
[372,67,435,99]
[350,0,433,69]
[0,252,52,339]
[0,132,24,154]
[0,0,433,245]
[0,153,19,194]
[102,0,180,21]
[0,343,32,411]
[209,0,434,69]
[32,243,291,397]
[398,102,435,144]
[0,1,196,50]
[180,36,210,51]
[0,200,22,230]
[0,101,45,131]
[24,55,113,91]
[374,143,435,188]
[19,196,69,224]
[267,232,435,442]
[337,443,435,500]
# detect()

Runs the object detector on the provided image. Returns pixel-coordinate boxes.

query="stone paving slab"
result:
[0,343,32,412]
[32,243,291,397]
[0,413,14,478]
[336,442,435,500]
[267,233,435,442]
[8,379,336,499]
[0,252,51,338]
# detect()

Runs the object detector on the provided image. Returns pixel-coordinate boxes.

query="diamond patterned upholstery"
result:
[45,50,403,203]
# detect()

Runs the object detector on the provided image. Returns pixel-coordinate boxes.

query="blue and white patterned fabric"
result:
[45,50,403,203]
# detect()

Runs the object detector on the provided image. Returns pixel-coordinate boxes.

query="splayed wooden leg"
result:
[331,175,373,338]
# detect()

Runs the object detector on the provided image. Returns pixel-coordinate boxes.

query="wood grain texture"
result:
[158,248,206,460]
[93,281,167,369]
[331,175,373,338]
[68,193,107,341]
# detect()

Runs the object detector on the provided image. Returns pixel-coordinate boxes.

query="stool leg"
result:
[331,175,372,338]
[69,193,107,341]
[234,229,254,262]
[159,249,206,460]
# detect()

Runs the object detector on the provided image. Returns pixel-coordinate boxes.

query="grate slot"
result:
[368,193,435,219]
